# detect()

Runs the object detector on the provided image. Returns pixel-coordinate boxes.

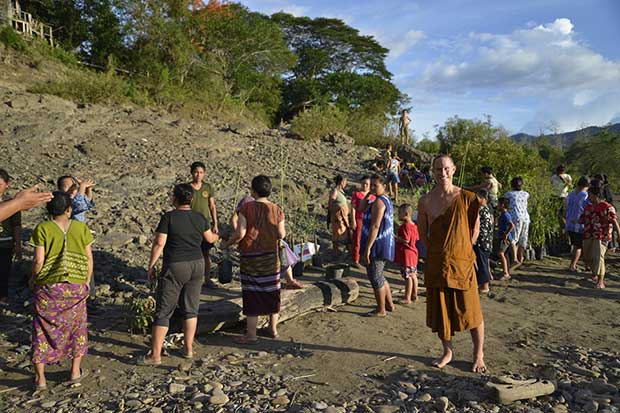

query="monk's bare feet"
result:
[472,357,487,373]
[432,350,452,369]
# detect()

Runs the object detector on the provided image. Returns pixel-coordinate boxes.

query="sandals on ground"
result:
[67,368,89,384]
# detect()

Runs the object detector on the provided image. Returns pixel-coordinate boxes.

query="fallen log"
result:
[195,277,359,334]
[486,378,556,404]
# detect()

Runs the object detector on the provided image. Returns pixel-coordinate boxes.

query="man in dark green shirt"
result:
[188,162,219,287]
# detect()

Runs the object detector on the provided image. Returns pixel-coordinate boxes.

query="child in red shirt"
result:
[395,204,419,304]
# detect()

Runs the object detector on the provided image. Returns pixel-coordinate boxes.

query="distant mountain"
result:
[510,123,620,148]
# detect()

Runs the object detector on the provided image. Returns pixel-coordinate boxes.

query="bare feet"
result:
[510,261,523,271]
[432,350,453,369]
[286,279,305,289]
[364,310,387,317]
[234,335,258,345]
[595,282,606,289]
[353,262,365,270]
[498,274,511,281]
[472,357,487,373]
[399,299,412,305]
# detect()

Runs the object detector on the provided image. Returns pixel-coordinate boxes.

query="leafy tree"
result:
[415,138,440,154]
[436,116,560,247]
[20,0,88,49]
[82,0,125,67]
[189,3,295,119]
[271,12,406,122]
[564,128,620,189]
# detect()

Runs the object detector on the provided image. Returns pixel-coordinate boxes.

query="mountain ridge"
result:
[510,123,620,148]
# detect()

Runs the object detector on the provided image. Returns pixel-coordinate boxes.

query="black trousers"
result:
[0,248,13,299]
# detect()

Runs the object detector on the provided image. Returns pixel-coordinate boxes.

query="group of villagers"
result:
[0,151,618,388]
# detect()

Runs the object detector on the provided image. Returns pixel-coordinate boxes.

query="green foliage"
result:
[347,107,392,147]
[20,0,88,49]
[526,175,561,247]
[32,40,79,66]
[29,69,133,105]
[564,128,620,190]
[83,0,126,67]
[192,4,296,121]
[127,295,156,334]
[440,116,561,247]
[0,27,28,51]
[14,1,405,130]
[415,138,440,154]
[290,105,349,141]
[272,12,407,126]
[535,139,564,168]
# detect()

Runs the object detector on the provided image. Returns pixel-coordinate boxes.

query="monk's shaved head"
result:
[432,154,454,168]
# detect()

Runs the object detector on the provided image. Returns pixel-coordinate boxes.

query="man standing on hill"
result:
[188,161,219,288]
[417,154,486,373]
[399,109,411,145]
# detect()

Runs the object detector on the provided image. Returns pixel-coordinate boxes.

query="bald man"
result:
[417,154,486,373]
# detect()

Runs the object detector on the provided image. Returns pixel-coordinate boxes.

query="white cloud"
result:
[522,91,620,133]
[246,0,308,16]
[413,18,620,132]
[376,30,426,58]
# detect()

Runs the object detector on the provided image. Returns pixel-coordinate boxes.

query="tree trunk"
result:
[195,277,359,334]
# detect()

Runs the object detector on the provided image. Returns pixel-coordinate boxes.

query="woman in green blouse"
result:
[30,191,94,390]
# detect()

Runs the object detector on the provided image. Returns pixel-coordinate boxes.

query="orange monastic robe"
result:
[425,190,483,341]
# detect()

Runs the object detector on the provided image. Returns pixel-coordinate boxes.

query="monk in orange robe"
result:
[417,154,486,373]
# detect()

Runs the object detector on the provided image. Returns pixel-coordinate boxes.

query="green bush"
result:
[443,116,561,247]
[290,105,349,141]
[29,69,132,104]
[33,41,79,66]
[348,108,392,147]
[0,27,27,51]
[526,174,561,247]
[127,295,155,333]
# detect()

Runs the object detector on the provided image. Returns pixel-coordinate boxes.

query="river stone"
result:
[125,400,142,408]
[272,396,289,406]
[436,396,449,412]
[417,393,432,402]
[373,406,400,413]
[149,408,163,413]
[209,381,224,390]
[209,393,229,405]
[41,401,57,409]
[313,401,329,409]
[169,383,186,394]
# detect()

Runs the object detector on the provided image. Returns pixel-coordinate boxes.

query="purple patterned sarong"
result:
[31,283,89,364]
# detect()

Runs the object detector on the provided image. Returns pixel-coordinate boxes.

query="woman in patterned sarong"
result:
[29,192,94,390]
[223,175,285,344]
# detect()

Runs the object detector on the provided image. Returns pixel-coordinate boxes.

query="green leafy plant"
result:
[0,27,28,51]
[526,175,561,248]
[127,295,156,334]
[290,105,349,141]
[29,69,133,104]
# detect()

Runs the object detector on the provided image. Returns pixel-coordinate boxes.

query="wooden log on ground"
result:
[195,277,359,334]
[486,378,556,404]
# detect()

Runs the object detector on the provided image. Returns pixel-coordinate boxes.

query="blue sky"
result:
[238,0,620,137]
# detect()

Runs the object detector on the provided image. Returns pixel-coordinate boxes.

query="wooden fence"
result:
[8,2,54,46]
